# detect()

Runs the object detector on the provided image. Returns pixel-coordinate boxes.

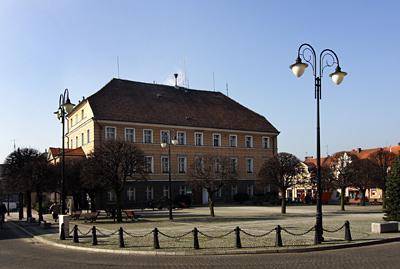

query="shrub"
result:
[233,192,249,204]
[384,156,400,221]
[174,194,192,208]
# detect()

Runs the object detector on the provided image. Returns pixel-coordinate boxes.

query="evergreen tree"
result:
[384,156,400,221]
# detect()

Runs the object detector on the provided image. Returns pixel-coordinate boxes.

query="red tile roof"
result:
[48,147,86,158]
[86,79,279,133]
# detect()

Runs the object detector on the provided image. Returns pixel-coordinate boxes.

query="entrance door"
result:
[202,188,208,205]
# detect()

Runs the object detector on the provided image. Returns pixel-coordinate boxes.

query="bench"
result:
[70,211,81,220]
[83,211,100,223]
[371,222,399,233]
[123,210,136,222]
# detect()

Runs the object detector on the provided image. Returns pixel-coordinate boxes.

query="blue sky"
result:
[0,0,399,162]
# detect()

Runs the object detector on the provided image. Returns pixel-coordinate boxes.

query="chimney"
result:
[174,73,178,88]
[357,148,362,153]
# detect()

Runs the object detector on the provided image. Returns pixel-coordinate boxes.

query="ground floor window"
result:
[107,191,116,202]
[146,186,154,201]
[247,184,254,197]
[127,187,136,201]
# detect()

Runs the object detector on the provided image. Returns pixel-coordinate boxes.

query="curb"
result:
[8,220,400,256]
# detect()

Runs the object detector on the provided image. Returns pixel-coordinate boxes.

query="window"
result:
[179,185,187,195]
[161,156,169,174]
[214,158,220,173]
[262,136,271,149]
[125,128,135,142]
[81,109,84,120]
[195,156,204,171]
[145,186,154,201]
[81,133,84,145]
[163,185,169,198]
[229,135,237,147]
[230,158,238,173]
[66,139,69,149]
[144,156,153,173]
[264,184,271,194]
[245,136,253,148]
[216,188,222,198]
[246,158,254,173]
[178,156,187,173]
[160,130,170,144]
[105,126,116,141]
[177,131,186,145]
[75,136,78,148]
[70,139,73,149]
[87,129,90,143]
[75,114,78,124]
[127,187,136,201]
[71,119,73,127]
[231,185,238,196]
[247,184,254,197]
[107,191,116,202]
[213,133,221,147]
[195,132,203,146]
[143,129,153,144]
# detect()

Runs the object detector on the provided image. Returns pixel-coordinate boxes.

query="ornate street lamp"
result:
[161,134,178,220]
[290,43,347,244]
[54,89,74,214]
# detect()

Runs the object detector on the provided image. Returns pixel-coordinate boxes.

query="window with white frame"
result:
[163,185,169,198]
[75,136,79,148]
[144,156,153,173]
[178,156,186,173]
[213,133,221,147]
[246,158,254,173]
[247,184,254,197]
[245,136,253,148]
[262,136,271,149]
[87,129,90,143]
[216,188,222,198]
[231,185,238,196]
[81,109,84,120]
[107,191,116,202]
[177,131,186,145]
[161,156,169,174]
[230,157,238,173]
[75,114,78,124]
[125,128,135,142]
[70,139,73,149]
[143,129,153,144]
[145,186,154,201]
[81,133,84,145]
[195,132,203,146]
[179,185,187,195]
[160,130,170,144]
[264,184,271,194]
[127,187,136,201]
[105,126,116,141]
[229,135,237,147]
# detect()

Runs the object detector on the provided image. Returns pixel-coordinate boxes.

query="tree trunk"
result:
[360,189,366,206]
[116,190,123,223]
[26,191,32,219]
[37,191,43,222]
[18,192,24,220]
[340,187,346,211]
[89,192,96,212]
[208,192,215,217]
[281,188,287,214]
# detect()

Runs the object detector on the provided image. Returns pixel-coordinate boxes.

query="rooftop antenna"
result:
[12,139,16,151]
[226,82,229,96]
[174,73,178,88]
[117,56,120,78]
[213,72,215,91]
[183,59,189,88]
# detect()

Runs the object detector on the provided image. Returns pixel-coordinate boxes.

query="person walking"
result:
[49,202,60,222]
[0,202,7,228]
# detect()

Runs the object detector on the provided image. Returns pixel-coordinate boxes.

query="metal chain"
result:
[240,228,275,238]
[123,230,153,238]
[198,230,235,239]
[96,228,119,237]
[323,223,345,233]
[77,228,92,236]
[281,226,315,236]
[158,230,192,239]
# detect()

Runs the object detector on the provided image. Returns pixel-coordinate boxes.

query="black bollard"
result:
[193,227,200,249]
[153,228,160,249]
[275,225,282,247]
[119,227,125,248]
[73,225,79,243]
[60,223,66,240]
[235,226,242,248]
[344,221,352,241]
[92,226,98,246]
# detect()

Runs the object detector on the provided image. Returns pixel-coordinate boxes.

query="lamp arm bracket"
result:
[319,49,339,77]
[298,43,317,77]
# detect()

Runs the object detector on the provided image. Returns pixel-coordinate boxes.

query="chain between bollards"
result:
[275,225,282,247]
[73,225,79,243]
[60,223,65,240]
[119,227,125,248]
[193,227,199,249]
[92,226,98,246]
[153,227,160,249]
[235,226,242,248]
[344,220,352,241]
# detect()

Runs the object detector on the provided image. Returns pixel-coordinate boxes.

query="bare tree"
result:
[369,149,397,208]
[330,152,358,211]
[189,155,237,217]
[352,158,381,206]
[88,141,147,222]
[258,152,305,214]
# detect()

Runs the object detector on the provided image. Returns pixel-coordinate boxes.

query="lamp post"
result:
[54,89,75,214]
[161,134,178,220]
[290,43,347,244]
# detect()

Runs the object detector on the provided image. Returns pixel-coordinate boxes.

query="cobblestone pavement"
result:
[1,220,400,269]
